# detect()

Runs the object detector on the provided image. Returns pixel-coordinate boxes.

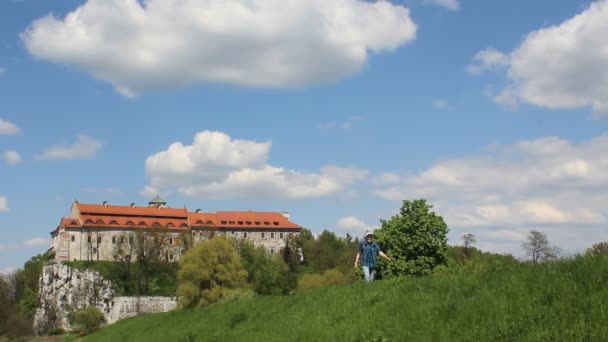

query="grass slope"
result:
[86,256,608,341]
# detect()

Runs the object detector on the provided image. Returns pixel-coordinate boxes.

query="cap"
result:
[364,231,373,238]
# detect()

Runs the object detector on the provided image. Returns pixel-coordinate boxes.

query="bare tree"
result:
[462,233,477,258]
[522,230,558,263]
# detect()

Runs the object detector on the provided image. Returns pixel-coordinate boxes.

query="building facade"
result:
[50,197,302,262]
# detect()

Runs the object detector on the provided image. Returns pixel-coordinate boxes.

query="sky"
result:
[1,0,608,272]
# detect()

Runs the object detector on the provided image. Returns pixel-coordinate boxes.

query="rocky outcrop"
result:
[33,263,176,335]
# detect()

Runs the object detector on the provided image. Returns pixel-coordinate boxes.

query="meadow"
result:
[85,254,608,341]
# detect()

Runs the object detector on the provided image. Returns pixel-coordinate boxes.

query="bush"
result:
[48,327,65,335]
[297,269,353,292]
[69,306,105,334]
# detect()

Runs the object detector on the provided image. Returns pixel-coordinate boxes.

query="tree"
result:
[462,233,477,259]
[177,236,248,308]
[375,199,449,277]
[239,241,291,295]
[521,230,558,263]
[586,241,608,256]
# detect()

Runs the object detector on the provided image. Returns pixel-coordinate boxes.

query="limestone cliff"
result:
[33,263,176,335]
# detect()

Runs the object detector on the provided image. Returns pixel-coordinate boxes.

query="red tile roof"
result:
[55,202,302,231]
[77,203,188,218]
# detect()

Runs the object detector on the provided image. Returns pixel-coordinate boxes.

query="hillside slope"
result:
[86,256,608,341]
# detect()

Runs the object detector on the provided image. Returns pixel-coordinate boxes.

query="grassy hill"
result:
[86,255,608,341]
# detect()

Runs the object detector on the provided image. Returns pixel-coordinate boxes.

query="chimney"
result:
[281,212,290,220]
[103,201,108,208]
[195,209,202,213]
[130,203,136,208]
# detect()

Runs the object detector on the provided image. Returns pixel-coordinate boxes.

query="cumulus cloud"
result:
[0,197,8,212]
[145,131,367,199]
[0,119,20,135]
[36,135,102,160]
[424,0,460,11]
[374,133,608,254]
[336,216,374,238]
[0,237,49,251]
[470,2,608,116]
[22,0,416,97]
[3,150,22,166]
[466,48,509,75]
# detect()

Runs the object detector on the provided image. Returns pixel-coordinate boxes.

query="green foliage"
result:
[69,306,105,334]
[48,327,65,335]
[239,241,292,295]
[87,254,608,342]
[177,236,248,308]
[297,269,353,292]
[66,260,178,296]
[375,199,449,277]
[18,287,38,319]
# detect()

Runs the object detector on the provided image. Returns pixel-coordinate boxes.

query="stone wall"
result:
[33,263,176,335]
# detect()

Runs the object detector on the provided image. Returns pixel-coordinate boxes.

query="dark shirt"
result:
[359,241,380,268]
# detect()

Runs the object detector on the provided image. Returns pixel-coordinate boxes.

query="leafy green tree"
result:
[69,306,104,334]
[177,236,248,308]
[375,199,449,277]
[239,241,291,295]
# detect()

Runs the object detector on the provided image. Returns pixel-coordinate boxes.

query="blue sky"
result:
[2,0,608,271]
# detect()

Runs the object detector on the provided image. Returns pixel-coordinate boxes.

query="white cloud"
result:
[80,187,122,195]
[470,2,608,116]
[22,0,416,97]
[371,172,401,185]
[36,135,102,160]
[0,197,8,212]
[0,119,20,135]
[424,0,459,11]
[3,150,22,166]
[145,131,367,199]
[0,237,49,251]
[336,216,374,238]
[466,48,509,75]
[374,133,608,254]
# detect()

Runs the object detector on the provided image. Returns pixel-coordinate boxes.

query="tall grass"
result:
[86,255,608,341]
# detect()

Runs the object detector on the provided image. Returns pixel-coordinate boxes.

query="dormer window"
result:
[138,221,147,226]
[85,219,94,224]
[254,221,260,225]
[273,222,279,225]
[206,220,214,225]
[196,220,204,225]
[167,223,175,228]
[229,221,235,225]
[221,221,227,224]
[264,222,270,225]
[109,220,118,225]
[126,221,135,226]
[246,221,251,225]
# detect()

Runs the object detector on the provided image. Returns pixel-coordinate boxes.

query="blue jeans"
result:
[362,266,375,281]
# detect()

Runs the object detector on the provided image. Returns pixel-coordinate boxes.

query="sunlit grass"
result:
[86,255,608,341]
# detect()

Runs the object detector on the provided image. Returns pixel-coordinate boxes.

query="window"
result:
[273,222,279,226]
[169,254,174,261]
[157,250,161,256]
[229,221,235,225]
[129,237,134,245]
[169,238,173,245]
[243,232,248,239]
[280,233,284,239]
[270,249,275,255]
[238,221,243,225]
[109,220,118,225]
[261,232,265,239]
[112,236,116,244]
[126,221,135,226]
[231,231,235,235]
[196,220,204,225]
[97,236,102,243]
[87,235,92,243]
[120,236,125,244]
[167,223,175,228]
[264,222,270,225]
[206,220,214,225]
[221,220,227,224]
[93,247,97,253]
[271,232,275,239]
[246,221,251,225]
[255,221,260,225]
[71,235,75,242]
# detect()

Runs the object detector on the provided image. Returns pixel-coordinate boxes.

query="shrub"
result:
[69,306,105,334]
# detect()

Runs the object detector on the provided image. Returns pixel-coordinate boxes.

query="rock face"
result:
[33,263,176,335]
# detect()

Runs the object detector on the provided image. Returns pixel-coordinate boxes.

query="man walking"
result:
[354,231,391,281]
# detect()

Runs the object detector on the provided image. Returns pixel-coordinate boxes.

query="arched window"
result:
[126,221,135,226]
[109,220,118,225]
[85,219,94,224]
[95,219,104,225]
[196,220,204,225]
[167,223,175,228]
[180,223,189,228]
[138,221,147,227]
[206,220,214,225]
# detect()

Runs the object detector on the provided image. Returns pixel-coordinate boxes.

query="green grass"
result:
[86,255,608,342]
